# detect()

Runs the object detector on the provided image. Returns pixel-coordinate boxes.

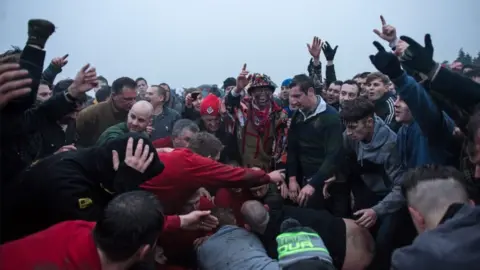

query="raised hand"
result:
[236,63,249,91]
[68,64,98,98]
[112,138,154,173]
[185,93,194,108]
[369,41,403,79]
[322,41,338,62]
[0,63,31,110]
[373,15,397,43]
[307,36,322,59]
[399,34,436,75]
[51,54,69,68]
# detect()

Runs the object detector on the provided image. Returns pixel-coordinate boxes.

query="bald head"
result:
[241,200,269,233]
[127,101,154,133]
[130,100,153,116]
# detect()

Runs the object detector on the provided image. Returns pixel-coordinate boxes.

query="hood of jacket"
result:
[357,116,397,164]
[72,132,164,193]
[391,204,480,270]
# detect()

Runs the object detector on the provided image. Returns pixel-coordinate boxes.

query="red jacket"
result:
[214,188,254,227]
[0,221,101,270]
[159,197,214,265]
[141,149,270,214]
[153,137,173,148]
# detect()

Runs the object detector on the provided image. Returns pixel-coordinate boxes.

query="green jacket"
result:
[96,122,130,146]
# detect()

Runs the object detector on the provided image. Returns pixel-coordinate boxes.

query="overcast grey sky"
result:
[1,0,479,90]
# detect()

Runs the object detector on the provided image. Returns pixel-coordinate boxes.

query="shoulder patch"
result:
[78,198,93,209]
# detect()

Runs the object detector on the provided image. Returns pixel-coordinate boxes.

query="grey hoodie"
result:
[391,205,480,270]
[343,116,406,216]
[197,225,279,270]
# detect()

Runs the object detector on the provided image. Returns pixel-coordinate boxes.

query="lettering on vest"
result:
[278,240,314,254]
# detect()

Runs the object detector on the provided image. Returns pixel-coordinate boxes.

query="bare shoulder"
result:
[343,218,375,270]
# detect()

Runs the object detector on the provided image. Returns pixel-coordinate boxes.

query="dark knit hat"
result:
[223,77,236,89]
[277,218,334,270]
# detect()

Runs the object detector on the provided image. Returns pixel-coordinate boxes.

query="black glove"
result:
[400,34,436,75]
[369,41,403,79]
[322,41,338,61]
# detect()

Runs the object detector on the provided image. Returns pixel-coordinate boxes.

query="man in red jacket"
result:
[0,191,218,270]
[142,132,286,214]
[153,119,199,148]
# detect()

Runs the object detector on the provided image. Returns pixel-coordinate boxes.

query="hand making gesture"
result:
[236,63,250,91]
[51,54,69,68]
[373,15,398,44]
[68,64,98,99]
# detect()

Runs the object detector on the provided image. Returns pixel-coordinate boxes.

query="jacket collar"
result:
[299,95,326,120]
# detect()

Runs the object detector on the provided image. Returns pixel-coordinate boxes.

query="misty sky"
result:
[1,0,479,90]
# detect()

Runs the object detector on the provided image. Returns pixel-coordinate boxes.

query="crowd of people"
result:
[0,15,480,270]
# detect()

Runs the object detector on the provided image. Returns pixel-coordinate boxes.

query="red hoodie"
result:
[153,137,173,148]
[0,221,101,270]
[214,188,254,227]
[141,148,270,214]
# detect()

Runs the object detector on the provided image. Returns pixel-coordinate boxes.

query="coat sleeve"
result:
[430,66,480,114]
[325,64,337,88]
[307,58,323,88]
[392,72,453,140]
[163,215,181,232]
[96,128,122,146]
[41,63,62,86]
[76,106,98,147]
[309,117,344,189]
[286,112,299,178]
[180,154,271,189]
[4,92,77,138]
[225,89,242,109]
[372,144,406,216]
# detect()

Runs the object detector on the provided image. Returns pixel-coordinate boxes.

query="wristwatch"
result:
[64,91,78,103]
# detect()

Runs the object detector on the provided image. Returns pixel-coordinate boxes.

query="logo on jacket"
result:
[78,198,93,209]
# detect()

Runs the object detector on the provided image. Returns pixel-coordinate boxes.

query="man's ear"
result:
[367,117,374,128]
[469,199,476,206]
[408,206,425,230]
[244,224,251,231]
[138,244,151,260]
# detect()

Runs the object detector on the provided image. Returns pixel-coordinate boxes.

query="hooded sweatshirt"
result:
[391,204,480,270]
[197,225,279,270]
[343,116,406,216]
[1,133,164,243]
[392,72,455,169]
